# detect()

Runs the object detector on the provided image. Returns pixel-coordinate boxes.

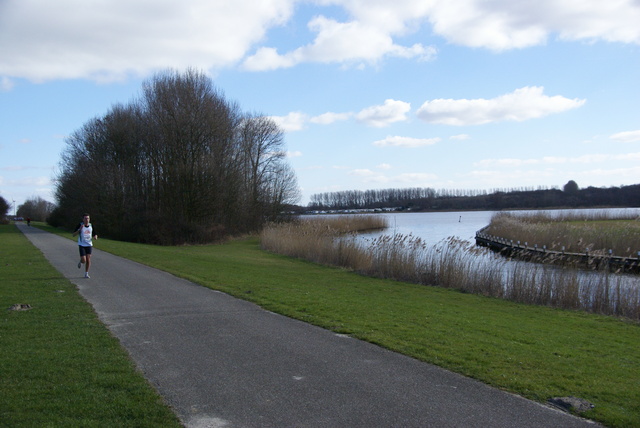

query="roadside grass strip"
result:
[0,225,182,427]
[39,224,640,427]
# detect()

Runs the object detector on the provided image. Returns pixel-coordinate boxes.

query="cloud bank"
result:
[1,0,638,82]
[610,130,640,143]
[272,99,412,132]
[356,99,411,127]
[373,136,441,148]
[416,87,586,126]
[272,87,584,133]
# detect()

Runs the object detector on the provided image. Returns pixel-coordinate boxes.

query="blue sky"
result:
[1,0,639,210]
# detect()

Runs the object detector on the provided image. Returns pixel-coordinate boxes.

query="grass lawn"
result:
[0,224,182,427]
[17,223,640,427]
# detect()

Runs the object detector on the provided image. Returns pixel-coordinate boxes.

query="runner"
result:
[72,213,98,278]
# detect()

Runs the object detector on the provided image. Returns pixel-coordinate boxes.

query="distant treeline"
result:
[308,182,640,211]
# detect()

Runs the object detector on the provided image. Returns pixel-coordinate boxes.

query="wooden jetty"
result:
[475,226,640,274]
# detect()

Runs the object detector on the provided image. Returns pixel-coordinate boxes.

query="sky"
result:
[1,0,639,211]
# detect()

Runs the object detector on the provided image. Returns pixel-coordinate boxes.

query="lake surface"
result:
[358,210,494,245]
[357,208,640,247]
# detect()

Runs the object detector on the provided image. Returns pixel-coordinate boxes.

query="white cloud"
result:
[246,0,640,71]
[377,163,392,170]
[348,168,393,184]
[242,14,437,71]
[347,168,438,186]
[1,165,49,172]
[1,77,14,91]
[356,99,411,127]
[474,158,540,168]
[0,0,294,82]
[450,134,470,140]
[373,135,441,148]
[349,169,376,177]
[476,152,640,168]
[466,168,557,186]
[540,153,640,164]
[396,172,438,183]
[1,0,639,83]
[274,100,408,131]
[426,0,640,51]
[416,86,585,126]
[287,150,303,158]
[467,163,640,189]
[610,130,640,143]
[571,153,640,163]
[270,112,308,132]
[575,165,640,180]
[310,112,353,125]
[540,157,570,164]
[5,176,52,187]
[242,47,298,72]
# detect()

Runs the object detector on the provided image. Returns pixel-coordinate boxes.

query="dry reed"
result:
[261,216,640,319]
[485,211,640,257]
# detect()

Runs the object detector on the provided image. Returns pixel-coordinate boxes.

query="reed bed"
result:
[485,210,640,257]
[261,216,640,319]
[260,215,386,268]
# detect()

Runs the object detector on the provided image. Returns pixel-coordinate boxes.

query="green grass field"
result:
[0,225,182,427]
[5,222,640,427]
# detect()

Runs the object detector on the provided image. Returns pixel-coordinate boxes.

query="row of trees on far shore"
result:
[17,197,55,221]
[49,68,300,244]
[308,181,640,211]
[0,195,56,223]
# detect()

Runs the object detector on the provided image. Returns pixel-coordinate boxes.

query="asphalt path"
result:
[19,224,601,428]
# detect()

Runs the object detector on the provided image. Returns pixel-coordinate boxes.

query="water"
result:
[358,210,494,246]
[353,208,640,300]
[358,208,640,246]
[301,208,640,315]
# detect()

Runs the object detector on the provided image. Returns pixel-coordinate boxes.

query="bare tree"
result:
[140,69,242,229]
[236,113,289,228]
[17,196,55,222]
[53,68,300,244]
[262,161,301,217]
[0,196,10,221]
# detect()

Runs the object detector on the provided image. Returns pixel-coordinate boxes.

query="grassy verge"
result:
[37,223,640,427]
[0,224,182,427]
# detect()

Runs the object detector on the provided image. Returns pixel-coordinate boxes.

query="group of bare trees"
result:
[50,69,300,244]
[310,188,437,209]
[17,196,55,221]
[309,182,640,211]
[0,196,10,222]
[308,186,563,210]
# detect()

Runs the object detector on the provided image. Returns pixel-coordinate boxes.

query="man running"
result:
[72,213,98,278]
